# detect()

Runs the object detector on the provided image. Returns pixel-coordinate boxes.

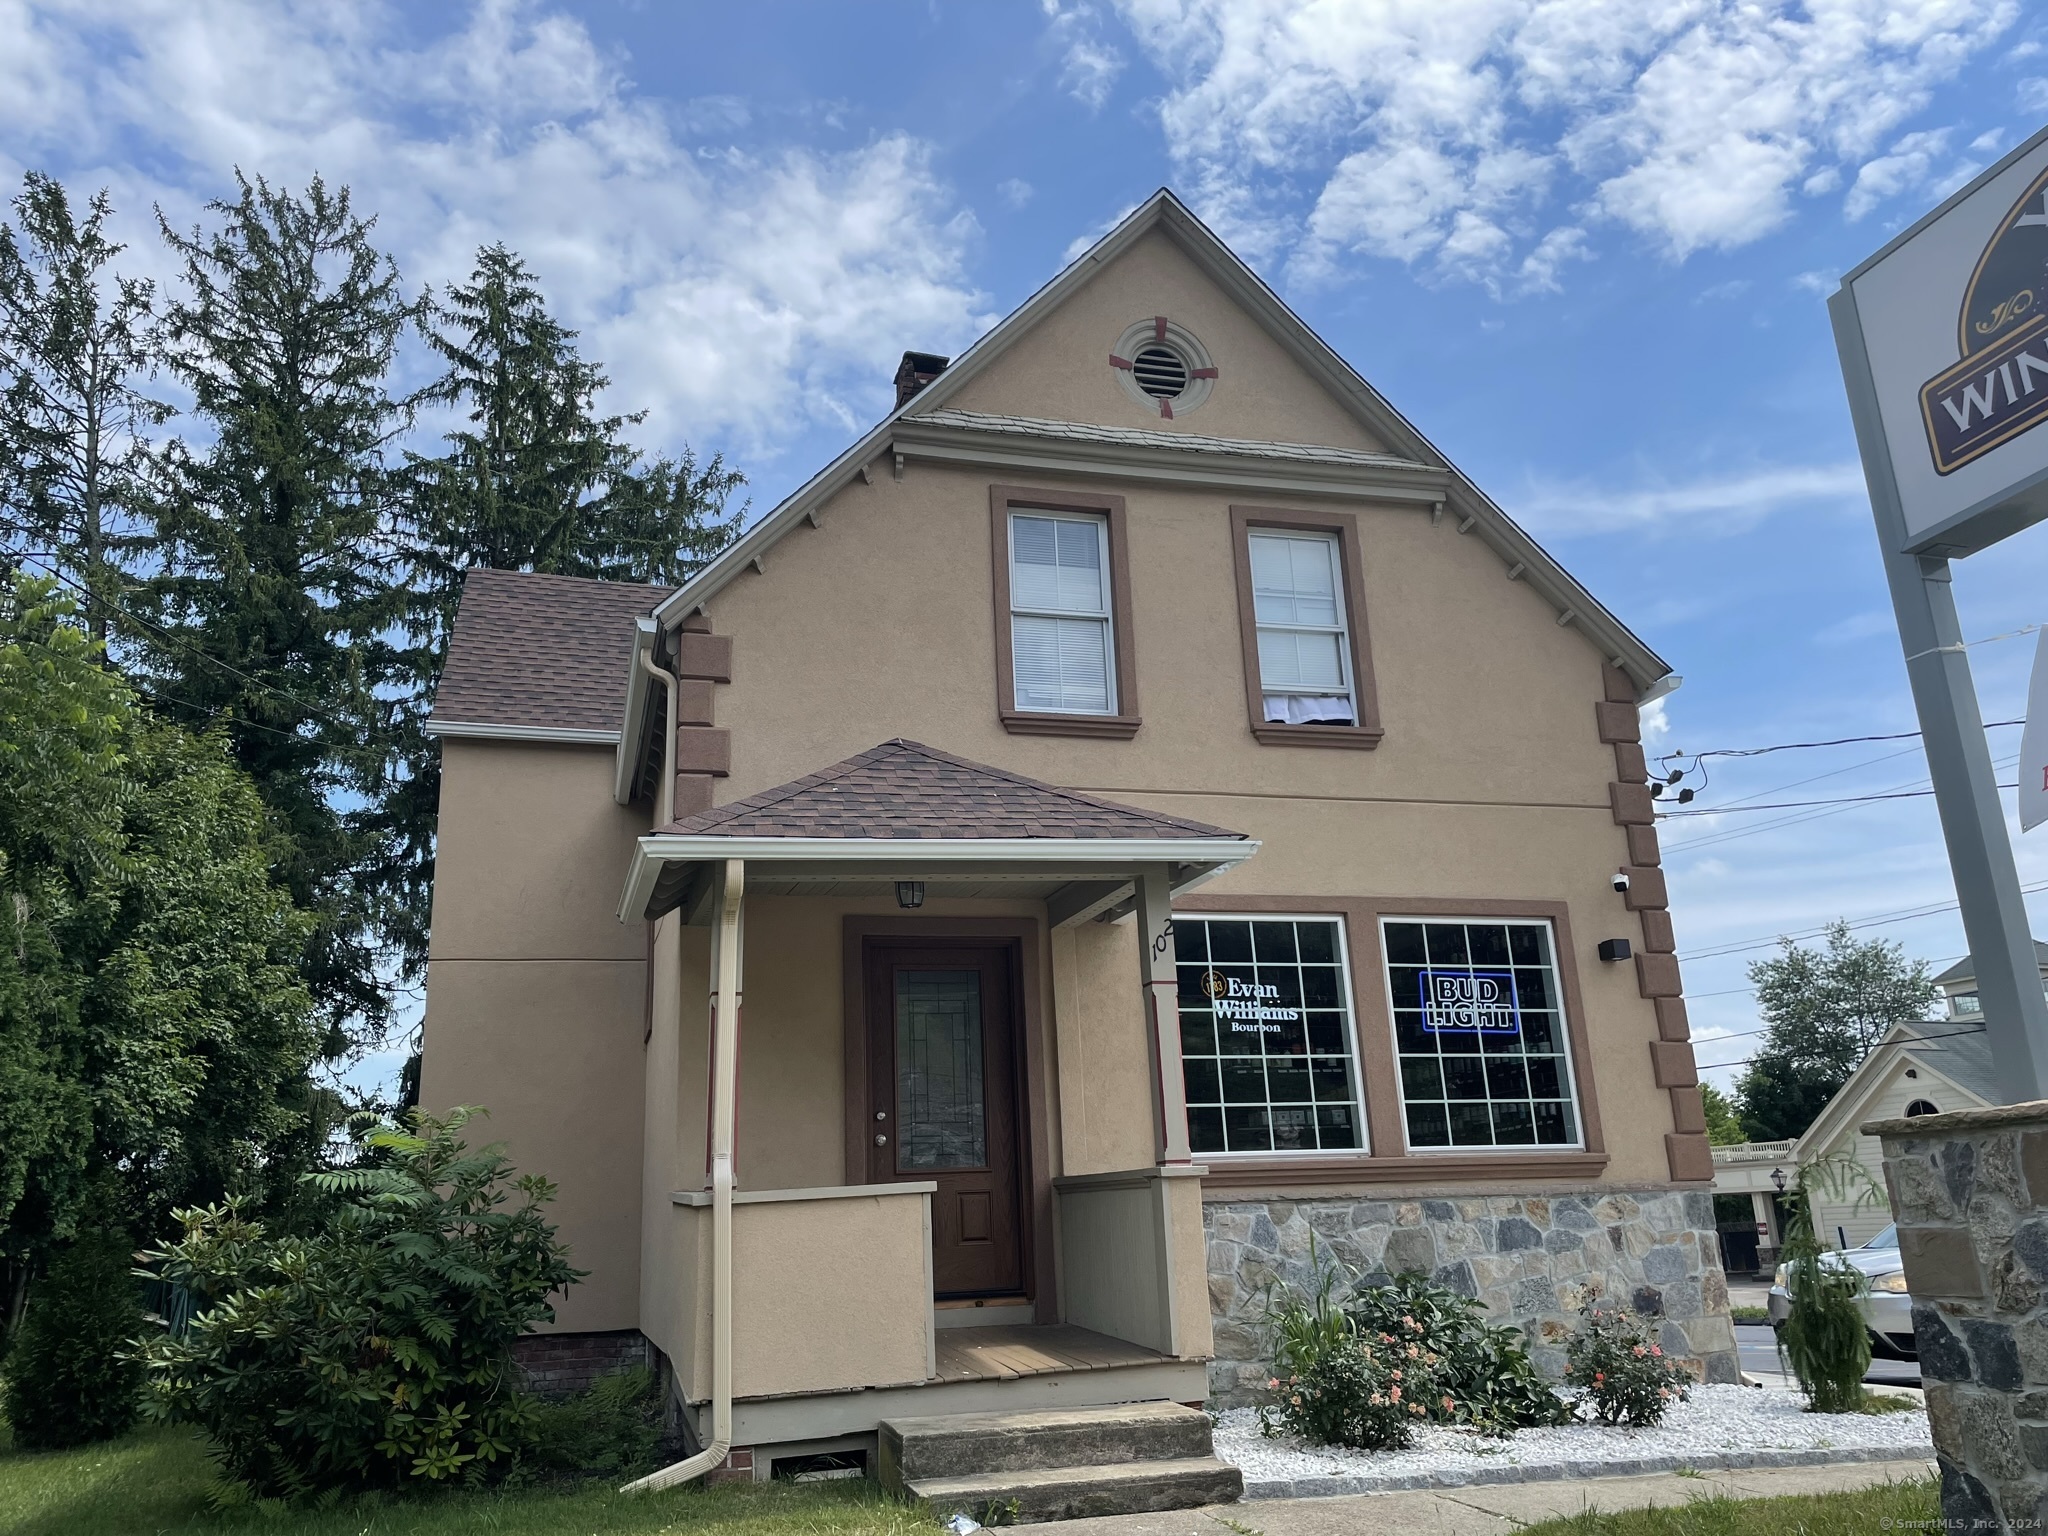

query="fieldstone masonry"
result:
[1204,1189,1740,1404]
[1868,1099,2048,1531]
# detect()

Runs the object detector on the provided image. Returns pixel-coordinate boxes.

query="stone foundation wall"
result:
[1869,1099,2048,1530]
[1203,1189,1739,1404]
[510,1329,653,1396]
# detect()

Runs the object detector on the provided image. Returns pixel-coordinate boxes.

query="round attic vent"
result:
[1131,344,1189,398]
[1111,318,1215,418]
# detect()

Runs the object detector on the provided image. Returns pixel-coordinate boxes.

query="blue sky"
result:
[7,0,2048,1098]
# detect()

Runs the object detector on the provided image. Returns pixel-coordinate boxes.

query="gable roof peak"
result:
[648,186,1671,701]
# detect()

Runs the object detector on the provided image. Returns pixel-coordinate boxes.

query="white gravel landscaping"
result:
[1214,1385,1933,1499]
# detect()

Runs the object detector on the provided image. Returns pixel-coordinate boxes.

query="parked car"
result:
[1766,1223,1916,1358]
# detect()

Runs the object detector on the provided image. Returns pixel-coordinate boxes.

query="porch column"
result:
[1134,864,1192,1165]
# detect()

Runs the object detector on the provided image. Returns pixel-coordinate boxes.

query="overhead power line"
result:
[1660,782,2019,816]
[1677,882,2048,963]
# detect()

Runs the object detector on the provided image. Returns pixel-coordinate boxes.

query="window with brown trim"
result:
[989,486,1140,739]
[1230,505,1383,748]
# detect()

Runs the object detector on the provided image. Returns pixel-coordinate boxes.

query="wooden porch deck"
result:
[930,1324,1171,1383]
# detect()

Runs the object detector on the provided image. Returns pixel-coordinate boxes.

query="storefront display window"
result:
[1380,917,1582,1150]
[1173,915,1364,1154]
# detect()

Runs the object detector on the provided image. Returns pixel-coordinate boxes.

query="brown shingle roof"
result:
[658,739,1246,841]
[428,569,671,738]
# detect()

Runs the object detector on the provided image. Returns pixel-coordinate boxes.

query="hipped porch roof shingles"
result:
[655,739,1246,843]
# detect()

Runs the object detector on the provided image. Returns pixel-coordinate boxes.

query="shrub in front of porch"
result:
[135,1108,583,1499]
[1561,1303,1692,1427]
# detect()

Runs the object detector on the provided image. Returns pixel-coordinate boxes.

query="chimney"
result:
[894,350,950,407]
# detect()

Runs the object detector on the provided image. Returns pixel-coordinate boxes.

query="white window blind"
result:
[1010,512,1114,715]
[1250,531,1354,724]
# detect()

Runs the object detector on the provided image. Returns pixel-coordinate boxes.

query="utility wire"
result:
[1678,881,2048,962]
[1693,1024,1988,1076]
[1660,782,2019,816]
[1671,720,2024,761]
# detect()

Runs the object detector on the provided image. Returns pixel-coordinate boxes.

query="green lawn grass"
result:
[0,1424,942,1536]
[1520,1475,1942,1534]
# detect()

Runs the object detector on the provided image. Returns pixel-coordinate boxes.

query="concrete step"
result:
[905,1456,1244,1524]
[879,1402,1215,1482]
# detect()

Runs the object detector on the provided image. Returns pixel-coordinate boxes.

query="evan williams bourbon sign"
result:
[1920,164,2048,475]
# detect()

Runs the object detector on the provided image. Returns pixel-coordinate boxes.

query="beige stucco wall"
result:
[936,227,1387,454]
[700,451,1669,1190]
[419,740,649,1332]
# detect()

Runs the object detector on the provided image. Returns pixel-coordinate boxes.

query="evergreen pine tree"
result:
[137,173,416,1051]
[0,173,169,639]
[367,246,738,980]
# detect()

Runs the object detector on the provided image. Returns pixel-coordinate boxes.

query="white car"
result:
[1765,1223,1916,1358]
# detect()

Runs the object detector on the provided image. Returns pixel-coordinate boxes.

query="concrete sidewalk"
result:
[1048,1457,1936,1535]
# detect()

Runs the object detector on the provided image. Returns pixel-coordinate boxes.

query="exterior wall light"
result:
[1771,1167,1788,1193]
[1597,938,1632,962]
[895,881,925,909]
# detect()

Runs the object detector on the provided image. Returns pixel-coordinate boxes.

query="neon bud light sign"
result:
[1419,970,1522,1033]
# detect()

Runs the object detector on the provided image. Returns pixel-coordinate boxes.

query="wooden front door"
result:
[864,940,1025,1298]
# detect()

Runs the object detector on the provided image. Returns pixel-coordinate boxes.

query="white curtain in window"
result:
[1011,513,1112,714]
[1250,532,1352,723]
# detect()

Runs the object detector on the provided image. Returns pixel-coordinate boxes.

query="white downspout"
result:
[620,854,743,1490]
[636,648,677,827]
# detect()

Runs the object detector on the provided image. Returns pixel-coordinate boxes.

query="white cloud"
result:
[2021,77,2048,113]
[1814,610,1897,646]
[0,0,995,456]
[998,177,1035,208]
[1112,0,2019,288]
[1044,2,1127,111]
[1510,461,1867,535]
[1844,128,1951,221]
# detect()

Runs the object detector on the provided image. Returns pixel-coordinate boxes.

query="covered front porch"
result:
[617,740,1257,1454]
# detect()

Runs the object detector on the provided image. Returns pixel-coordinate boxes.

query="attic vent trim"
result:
[1111,318,1216,420]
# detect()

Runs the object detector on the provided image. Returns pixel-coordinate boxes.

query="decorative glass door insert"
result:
[894,969,987,1170]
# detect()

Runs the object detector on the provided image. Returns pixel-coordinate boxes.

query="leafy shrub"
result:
[518,1367,661,1482]
[1346,1272,1572,1433]
[1258,1240,1566,1449]
[1777,1163,1875,1415]
[1563,1304,1691,1427]
[136,1108,583,1498]
[1260,1329,1436,1451]
[2,1231,145,1449]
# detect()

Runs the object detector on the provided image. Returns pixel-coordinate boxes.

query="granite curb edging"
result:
[1239,1442,1935,1500]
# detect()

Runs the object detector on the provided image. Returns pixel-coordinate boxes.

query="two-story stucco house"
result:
[419,191,1736,1510]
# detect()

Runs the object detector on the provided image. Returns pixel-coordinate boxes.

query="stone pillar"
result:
[1866,1100,2048,1529]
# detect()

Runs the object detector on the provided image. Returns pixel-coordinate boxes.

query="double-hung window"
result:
[1009,510,1115,716]
[1230,508,1380,747]
[1250,530,1354,725]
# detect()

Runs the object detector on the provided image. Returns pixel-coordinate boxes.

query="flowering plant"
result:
[1562,1303,1692,1427]
[1257,1333,1442,1452]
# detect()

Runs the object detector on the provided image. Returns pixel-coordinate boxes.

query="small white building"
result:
[1710,1021,1995,1258]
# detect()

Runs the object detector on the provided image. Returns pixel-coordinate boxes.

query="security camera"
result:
[1611,869,1631,893]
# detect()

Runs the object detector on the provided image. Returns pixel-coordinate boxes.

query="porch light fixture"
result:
[1596,938,1632,962]
[895,881,925,909]
[1771,1167,1788,1193]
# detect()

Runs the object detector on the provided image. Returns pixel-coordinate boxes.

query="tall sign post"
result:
[1831,125,2048,1103]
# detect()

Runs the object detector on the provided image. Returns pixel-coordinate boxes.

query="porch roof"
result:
[617,739,1255,923]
